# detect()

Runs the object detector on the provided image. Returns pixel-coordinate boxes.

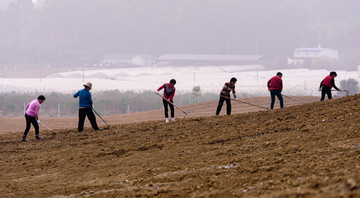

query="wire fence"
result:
[0,87,355,117]
[0,91,219,117]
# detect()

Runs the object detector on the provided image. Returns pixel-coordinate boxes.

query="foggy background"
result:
[0,0,360,117]
[0,0,359,70]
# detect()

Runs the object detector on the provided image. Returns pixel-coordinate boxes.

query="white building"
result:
[288,45,339,65]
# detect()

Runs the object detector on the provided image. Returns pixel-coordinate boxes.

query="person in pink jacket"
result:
[22,95,46,141]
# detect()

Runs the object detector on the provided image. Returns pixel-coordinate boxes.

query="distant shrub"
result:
[339,78,359,95]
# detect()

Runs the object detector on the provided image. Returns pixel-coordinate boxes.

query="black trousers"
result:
[163,99,174,118]
[321,85,332,101]
[270,89,284,109]
[23,114,39,137]
[78,108,99,132]
[216,96,231,115]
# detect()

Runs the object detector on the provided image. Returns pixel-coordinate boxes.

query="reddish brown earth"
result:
[1,95,359,197]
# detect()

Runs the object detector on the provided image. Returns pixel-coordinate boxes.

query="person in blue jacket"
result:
[73,82,99,132]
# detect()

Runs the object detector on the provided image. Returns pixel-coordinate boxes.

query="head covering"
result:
[84,82,92,89]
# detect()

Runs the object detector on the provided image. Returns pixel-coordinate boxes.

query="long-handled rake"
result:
[282,94,306,104]
[319,89,350,96]
[156,92,188,118]
[39,122,57,136]
[331,89,349,96]
[221,95,269,110]
[92,108,110,128]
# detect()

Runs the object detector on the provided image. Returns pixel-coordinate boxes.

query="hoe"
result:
[155,92,188,118]
[39,122,57,137]
[221,95,269,110]
[93,108,110,129]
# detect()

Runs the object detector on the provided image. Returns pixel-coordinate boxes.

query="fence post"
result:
[58,104,60,118]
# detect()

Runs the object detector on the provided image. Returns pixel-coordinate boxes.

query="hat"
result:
[84,82,92,89]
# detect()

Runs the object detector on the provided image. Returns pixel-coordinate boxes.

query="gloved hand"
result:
[155,91,159,94]
[37,120,40,124]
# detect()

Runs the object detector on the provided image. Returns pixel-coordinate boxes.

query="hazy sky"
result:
[0,0,38,8]
[0,0,359,70]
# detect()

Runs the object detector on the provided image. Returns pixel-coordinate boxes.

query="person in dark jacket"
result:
[267,72,284,109]
[73,82,99,132]
[216,77,237,115]
[319,71,341,101]
[157,79,176,122]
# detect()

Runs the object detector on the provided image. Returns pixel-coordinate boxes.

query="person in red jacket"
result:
[157,79,176,122]
[319,71,341,101]
[267,72,283,109]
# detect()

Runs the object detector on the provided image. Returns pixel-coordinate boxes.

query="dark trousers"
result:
[23,114,39,137]
[78,108,99,132]
[321,85,332,101]
[163,99,174,118]
[270,89,284,109]
[216,96,231,115]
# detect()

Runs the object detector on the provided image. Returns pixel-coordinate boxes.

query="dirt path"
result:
[0,96,318,134]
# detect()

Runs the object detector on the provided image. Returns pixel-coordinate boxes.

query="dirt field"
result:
[1,95,359,197]
[0,96,318,134]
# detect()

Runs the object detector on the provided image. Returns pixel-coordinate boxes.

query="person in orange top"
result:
[267,72,283,109]
[319,71,341,101]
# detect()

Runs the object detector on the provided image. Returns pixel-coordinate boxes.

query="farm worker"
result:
[73,82,100,132]
[319,71,341,101]
[215,77,237,115]
[267,72,284,109]
[22,95,46,141]
[157,79,176,122]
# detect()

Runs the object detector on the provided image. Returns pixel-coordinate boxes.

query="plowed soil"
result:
[1,95,360,197]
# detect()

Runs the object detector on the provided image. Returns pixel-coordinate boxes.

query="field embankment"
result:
[0,96,317,134]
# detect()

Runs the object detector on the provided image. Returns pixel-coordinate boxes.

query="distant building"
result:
[156,54,263,66]
[288,45,339,66]
[99,54,155,67]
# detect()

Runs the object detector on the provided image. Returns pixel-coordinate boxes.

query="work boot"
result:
[35,135,44,140]
[171,118,176,122]
[21,135,27,141]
